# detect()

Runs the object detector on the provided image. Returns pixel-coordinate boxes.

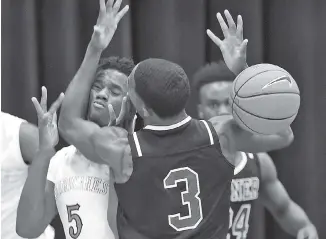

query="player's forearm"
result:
[254,126,294,151]
[59,38,102,133]
[16,147,55,236]
[272,201,313,236]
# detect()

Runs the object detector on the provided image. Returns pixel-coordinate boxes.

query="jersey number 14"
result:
[163,167,203,232]
[227,204,251,239]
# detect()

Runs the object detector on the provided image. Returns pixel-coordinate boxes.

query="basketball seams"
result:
[235,92,300,99]
[232,100,298,120]
[231,68,274,118]
[233,109,264,135]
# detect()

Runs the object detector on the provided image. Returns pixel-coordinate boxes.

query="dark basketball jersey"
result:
[227,152,261,239]
[114,117,234,239]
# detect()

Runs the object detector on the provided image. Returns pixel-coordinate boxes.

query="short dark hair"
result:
[192,60,235,93]
[97,56,135,77]
[133,58,190,118]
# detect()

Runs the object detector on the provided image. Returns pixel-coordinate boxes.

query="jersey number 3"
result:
[163,167,203,231]
[66,204,83,239]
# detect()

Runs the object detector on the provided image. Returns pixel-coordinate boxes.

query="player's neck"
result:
[144,111,188,127]
[233,152,244,167]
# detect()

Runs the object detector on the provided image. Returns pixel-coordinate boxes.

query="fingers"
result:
[216,12,229,38]
[31,97,43,116]
[206,29,223,48]
[113,0,123,13]
[40,86,48,112]
[116,97,127,125]
[224,10,236,32]
[239,39,248,54]
[48,93,65,115]
[115,5,129,23]
[108,104,117,126]
[99,0,106,13]
[53,112,58,125]
[106,0,114,10]
[236,15,243,40]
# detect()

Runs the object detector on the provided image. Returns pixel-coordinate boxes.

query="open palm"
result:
[32,87,64,149]
[92,0,129,51]
[207,10,248,75]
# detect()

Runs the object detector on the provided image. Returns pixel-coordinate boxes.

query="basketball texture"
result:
[230,64,300,135]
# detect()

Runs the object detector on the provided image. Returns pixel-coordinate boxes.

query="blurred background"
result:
[2,0,326,239]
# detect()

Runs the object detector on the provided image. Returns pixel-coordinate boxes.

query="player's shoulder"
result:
[256,152,277,182]
[52,145,76,162]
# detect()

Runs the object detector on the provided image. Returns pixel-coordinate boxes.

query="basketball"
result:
[230,64,300,135]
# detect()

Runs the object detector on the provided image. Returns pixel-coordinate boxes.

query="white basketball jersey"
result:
[47,145,115,239]
[1,112,55,239]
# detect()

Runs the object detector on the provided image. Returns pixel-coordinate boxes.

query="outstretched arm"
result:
[210,115,293,155]
[207,11,293,155]
[17,87,63,238]
[58,0,129,165]
[258,153,318,239]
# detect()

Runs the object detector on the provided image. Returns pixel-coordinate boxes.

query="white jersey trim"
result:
[133,132,142,157]
[200,120,214,145]
[144,116,191,131]
[234,152,248,175]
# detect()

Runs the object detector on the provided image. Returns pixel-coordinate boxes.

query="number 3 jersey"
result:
[227,152,261,239]
[115,117,234,239]
[47,145,115,239]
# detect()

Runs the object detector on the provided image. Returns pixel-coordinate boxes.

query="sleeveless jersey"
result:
[1,112,55,239]
[227,152,261,239]
[47,145,115,239]
[115,117,234,239]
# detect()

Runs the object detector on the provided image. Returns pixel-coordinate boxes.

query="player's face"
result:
[88,69,128,127]
[198,81,232,120]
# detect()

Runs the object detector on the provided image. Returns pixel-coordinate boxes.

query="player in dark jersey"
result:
[193,61,319,239]
[58,2,294,239]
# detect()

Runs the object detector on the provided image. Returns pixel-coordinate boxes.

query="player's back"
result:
[227,152,261,239]
[115,116,234,239]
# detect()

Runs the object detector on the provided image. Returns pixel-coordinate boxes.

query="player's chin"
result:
[89,111,110,127]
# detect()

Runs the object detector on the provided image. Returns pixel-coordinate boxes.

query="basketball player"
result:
[193,61,318,239]
[1,112,55,239]
[16,58,135,239]
[58,2,294,238]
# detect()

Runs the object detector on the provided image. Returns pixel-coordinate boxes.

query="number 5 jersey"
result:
[115,116,234,239]
[47,145,116,239]
[227,152,261,239]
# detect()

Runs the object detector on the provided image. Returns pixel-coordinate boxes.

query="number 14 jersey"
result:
[115,117,234,239]
[227,152,261,239]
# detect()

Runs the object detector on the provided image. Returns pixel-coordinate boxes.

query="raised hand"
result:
[31,87,64,149]
[207,10,248,75]
[91,0,129,51]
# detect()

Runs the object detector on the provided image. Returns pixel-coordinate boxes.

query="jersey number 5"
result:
[66,204,83,239]
[163,167,203,231]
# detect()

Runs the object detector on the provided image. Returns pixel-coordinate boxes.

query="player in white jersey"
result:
[193,61,319,239]
[1,112,55,239]
[16,44,136,239]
